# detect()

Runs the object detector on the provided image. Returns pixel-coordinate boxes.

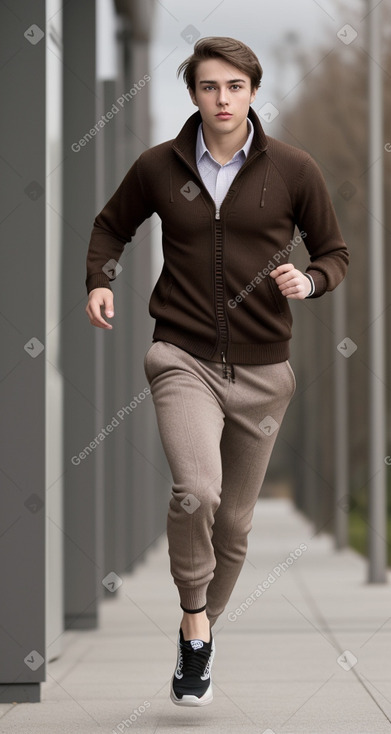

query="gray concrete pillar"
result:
[0,0,46,702]
[62,0,101,630]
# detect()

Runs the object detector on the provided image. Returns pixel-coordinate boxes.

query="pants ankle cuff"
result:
[180,603,207,614]
[177,585,207,612]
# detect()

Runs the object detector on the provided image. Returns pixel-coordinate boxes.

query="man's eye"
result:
[202,85,242,91]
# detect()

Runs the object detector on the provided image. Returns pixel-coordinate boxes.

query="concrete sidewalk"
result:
[1,497,391,733]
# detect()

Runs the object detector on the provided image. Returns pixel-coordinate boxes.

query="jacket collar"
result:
[196,116,254,166]
[172,106,268,169]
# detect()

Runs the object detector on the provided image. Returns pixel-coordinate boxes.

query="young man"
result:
[85,37,349,707]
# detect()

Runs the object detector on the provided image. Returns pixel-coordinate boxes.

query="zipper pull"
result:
[221,351,228,380]
[215,208,220,220]
[221,352,235,382]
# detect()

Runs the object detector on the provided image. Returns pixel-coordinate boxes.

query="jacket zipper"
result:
[171,149,231,362]
[215,208,235,379]
[214,213,227,343]
[172,147,265,377]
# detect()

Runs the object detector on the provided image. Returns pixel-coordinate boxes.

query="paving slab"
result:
[1,498,391,733]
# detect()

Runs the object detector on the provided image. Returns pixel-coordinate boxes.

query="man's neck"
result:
[201,117,249,165]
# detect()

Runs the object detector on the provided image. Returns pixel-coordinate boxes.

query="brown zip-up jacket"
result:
[85,106,349,364]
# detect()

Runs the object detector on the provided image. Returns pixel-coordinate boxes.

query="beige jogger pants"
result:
[144,340,296,628]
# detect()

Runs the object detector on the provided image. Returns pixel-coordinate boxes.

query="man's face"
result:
[189,58,257,135]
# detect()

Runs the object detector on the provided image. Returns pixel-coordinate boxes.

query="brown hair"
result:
[177,36,263,93]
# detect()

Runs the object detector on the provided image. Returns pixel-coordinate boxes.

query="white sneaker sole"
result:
[170,680,213,707]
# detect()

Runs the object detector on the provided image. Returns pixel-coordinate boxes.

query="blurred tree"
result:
[275,0,391,558]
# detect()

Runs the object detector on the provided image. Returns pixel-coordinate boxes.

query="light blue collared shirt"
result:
[195,117,254,219]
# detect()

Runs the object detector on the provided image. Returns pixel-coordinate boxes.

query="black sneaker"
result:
[170,627,215,706]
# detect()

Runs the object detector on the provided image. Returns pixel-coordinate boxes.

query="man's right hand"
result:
[85,287,115,329]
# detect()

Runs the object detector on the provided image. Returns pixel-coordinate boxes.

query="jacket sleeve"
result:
[85,156,155,294]
[293,155,349,298]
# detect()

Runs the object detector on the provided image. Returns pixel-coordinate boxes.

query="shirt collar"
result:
[196,116,254,166]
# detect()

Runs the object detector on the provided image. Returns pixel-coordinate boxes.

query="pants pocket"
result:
[285,360,296,397]
[143,341,159,383]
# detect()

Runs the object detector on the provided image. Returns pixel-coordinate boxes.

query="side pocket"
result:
[143,341,158,383]
[285,360,296,397]
[266,276,293,327]
[266,275,284,315]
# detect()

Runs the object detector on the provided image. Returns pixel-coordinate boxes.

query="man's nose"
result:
[217,88,229,105]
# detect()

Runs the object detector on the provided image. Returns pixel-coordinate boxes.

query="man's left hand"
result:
[269,263,311,300]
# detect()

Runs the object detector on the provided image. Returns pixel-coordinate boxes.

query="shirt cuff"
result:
[304,273,315,298]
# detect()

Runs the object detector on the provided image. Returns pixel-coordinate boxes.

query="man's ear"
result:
[250,87,257,104]
[188,87,198,107]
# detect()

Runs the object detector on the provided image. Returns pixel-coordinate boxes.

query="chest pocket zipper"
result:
[260,161,270,208]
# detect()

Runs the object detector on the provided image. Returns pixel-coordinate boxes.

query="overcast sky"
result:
[149,0,360,143]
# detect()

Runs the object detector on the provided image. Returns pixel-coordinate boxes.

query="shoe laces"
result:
[180,642,211,677]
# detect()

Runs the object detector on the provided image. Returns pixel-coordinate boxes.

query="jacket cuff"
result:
[86,273,113,295]
[304,273,315,297]
[305,269,327,298]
